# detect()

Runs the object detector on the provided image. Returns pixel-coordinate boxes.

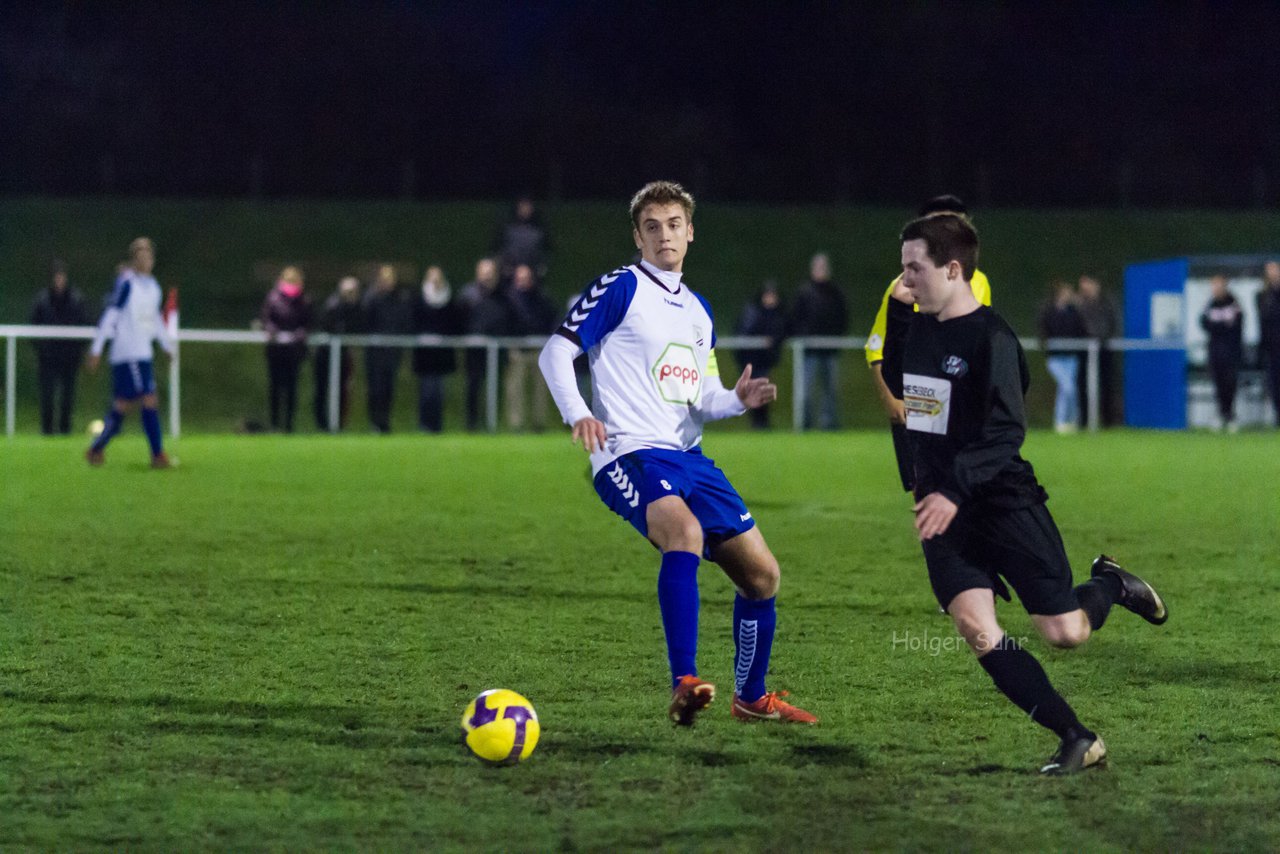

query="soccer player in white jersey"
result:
[85,237,175,468]
[539,181,816,726]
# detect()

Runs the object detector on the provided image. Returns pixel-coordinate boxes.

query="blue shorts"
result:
[111,360,156,400]
[593,447,755,559]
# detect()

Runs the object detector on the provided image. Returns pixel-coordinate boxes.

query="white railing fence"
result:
[1,325,1181,437]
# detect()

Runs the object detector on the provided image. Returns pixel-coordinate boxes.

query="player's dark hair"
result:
[917,194,968,217]
[630,181,695,228]
[900,214,979,281]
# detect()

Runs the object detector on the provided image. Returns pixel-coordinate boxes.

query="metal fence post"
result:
[5,334,15,437]
[791,339,805,432]
[328,336,341,433]
[1086,339,1101,432]
[168,340,181,438]
[486,341,500,432]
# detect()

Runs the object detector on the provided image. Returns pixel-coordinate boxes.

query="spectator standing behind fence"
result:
[1076,274,1120,427]
[504,263,558,431]
[1256,261,1280,427]
[735,280,787,429]
[789,252,848,430]
[1038,280,1088,434]
[1200,274,1244,433]
[29,260,90,435]
[494,195,552,283]
[411,265,463,433]
[459,257,512,431]
[314,276,362,431]
[260,265,312,433]
[363,264,410,434]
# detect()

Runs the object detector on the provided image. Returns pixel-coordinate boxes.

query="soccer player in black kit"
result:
[889,214,1169,775]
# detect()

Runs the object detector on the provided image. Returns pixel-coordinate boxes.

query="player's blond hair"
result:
[129,236,154,258]
[629,181,695,228]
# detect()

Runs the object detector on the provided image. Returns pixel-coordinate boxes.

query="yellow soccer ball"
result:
[460,689,540,765]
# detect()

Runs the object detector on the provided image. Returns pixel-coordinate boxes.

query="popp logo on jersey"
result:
[652,343,703,405]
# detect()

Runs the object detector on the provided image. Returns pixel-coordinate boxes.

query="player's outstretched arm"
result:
[538,333,598,451]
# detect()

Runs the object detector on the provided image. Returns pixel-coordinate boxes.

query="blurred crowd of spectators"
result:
[249,199,861,436]
[30,195,1277,436]
[256,196,559,434]
[1036,275,1121,433]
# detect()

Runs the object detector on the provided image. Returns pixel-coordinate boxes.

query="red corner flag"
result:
[164,287,179,338]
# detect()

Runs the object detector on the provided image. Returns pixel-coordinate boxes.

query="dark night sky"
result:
[3,1,1279,207]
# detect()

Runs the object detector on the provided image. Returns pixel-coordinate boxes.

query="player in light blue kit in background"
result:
[539,182,817,726]
[85,236,175,468]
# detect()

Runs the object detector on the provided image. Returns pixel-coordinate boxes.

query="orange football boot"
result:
[731,690,818,724]
[669,675,716,726]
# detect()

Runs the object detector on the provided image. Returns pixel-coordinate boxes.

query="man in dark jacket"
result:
[493,196,552,283]
[789,252,849,429]
[1200,274,1244,432]
[1037,280,1088,433]
[29,260,90,434]
[504,264,558,431]
[1075,275,1120,427]
[459,258,512,431]
[362,265,411,433]
[314,276,363,431]
[735,281,787,429]
[411,266,464,433]
[1257,261,1280,427]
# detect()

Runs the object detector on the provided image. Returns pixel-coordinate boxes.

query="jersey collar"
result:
[637,259,683,295]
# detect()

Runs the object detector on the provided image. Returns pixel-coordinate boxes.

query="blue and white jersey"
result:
[91,269,173,364]
[556,259,739,475]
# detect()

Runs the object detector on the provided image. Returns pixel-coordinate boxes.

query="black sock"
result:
[977,636,1094,741]
[1074,572,1123,630]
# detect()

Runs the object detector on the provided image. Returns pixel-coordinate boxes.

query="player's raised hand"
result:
[913,492,958,541]
[734,363,778,409]
[571,416,608,454]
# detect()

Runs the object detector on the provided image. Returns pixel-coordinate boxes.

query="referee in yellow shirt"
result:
[865,196,991,489]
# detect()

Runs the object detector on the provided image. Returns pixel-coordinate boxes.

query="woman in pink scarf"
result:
[260,265,313,432]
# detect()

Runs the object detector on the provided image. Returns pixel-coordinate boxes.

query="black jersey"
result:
[897,305,1048,510]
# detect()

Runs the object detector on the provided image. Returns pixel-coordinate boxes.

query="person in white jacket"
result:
[85,237,175,468]
[538,181,816,728]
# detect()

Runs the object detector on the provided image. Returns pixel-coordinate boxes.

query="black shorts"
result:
[921,502,1079,616]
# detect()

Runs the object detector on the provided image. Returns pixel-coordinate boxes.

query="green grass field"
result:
[2,430,1278,850]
